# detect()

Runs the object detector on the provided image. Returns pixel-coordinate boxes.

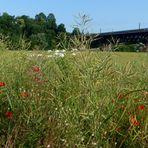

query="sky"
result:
[0,0,148,33]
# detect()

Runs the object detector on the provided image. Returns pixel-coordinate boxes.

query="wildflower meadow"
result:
[0,50,148,147]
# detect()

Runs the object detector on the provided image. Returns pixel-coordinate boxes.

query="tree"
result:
[34,13,46,33]
[57,23,66,33]
[0,12,68,50]
[35,12,46,23]
[46,13,57,49]
[17,15,33,37]
[0,12,16,34]
[46,29,57,49]
[72,27,81,36]
[46,13,57,30]
[30,33,48,50]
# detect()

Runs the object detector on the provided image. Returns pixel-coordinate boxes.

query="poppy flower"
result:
[133,120,140,126]
[0,81,5,87]
[129,115,140,126]
[138,105,145,111]
[5,111,13,119]
[32,66,40,73]
[20,92,29,97]
[117,94,124,99]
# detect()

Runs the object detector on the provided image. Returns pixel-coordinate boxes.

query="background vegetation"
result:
[0,12,81,50]
[0,12,147,52]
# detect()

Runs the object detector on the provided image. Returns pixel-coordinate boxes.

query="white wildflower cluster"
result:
[47,49,66,58]
[71,48,78,52]
[27,48,78,59]
[28,53,43,58]
[29,53,36,57]
[37,54,43,57]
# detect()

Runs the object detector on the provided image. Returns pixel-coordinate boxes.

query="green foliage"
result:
[56,32,71,50]
[72,27,81,36]
[30,33,48,50]
[0,12,59,50]
[17,36,31,50]
[57,23,66,33]
[46,13,57,30]
[35,12,46,23]
[0,13,17,34]
[112,43,146,52]
[0,34,9,50]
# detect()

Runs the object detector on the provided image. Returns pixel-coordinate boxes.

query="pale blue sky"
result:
[0,0,148,33]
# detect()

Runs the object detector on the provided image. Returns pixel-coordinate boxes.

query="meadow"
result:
[0,50,148,148]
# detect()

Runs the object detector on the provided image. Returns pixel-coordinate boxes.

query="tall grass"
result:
[0,50,148,147]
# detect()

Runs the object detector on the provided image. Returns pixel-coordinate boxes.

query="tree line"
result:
[0,12,81,50]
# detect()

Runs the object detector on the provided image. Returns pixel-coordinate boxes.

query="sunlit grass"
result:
[0,50,148,147]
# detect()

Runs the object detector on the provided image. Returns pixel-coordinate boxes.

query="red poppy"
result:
[117,94,124,99]
[129,115,140,127]
[32,66,40,73]
[5,111,13,119]
[0,81,5,87]
[138,105,145,111]
[20,92,29,97]
[133,120,140,126]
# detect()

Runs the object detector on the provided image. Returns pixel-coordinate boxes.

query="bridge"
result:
[91,28,148,48]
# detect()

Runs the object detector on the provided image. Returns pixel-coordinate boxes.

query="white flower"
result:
[61,139,66,142]
[72,48,78,52]
[92,142,97,146]
[47,144,51,148]
[47,55,53,58]
[55,50,60,53]
[81,137,84,141]
[37,54,42,57]
[54,52,65,58]
[29,54,35,57]
[59,53,65,58]
[61,49,66,53]
[71,53,76,56]
[48,50,52,53]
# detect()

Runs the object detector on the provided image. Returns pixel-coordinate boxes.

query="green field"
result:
[0,50,148,147]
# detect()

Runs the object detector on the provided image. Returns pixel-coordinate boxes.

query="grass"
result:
[0,50,148,148]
